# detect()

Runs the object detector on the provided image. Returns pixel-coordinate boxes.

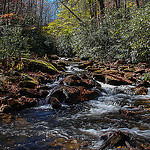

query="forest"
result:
[0,0,150,149]
[0,0,149,63]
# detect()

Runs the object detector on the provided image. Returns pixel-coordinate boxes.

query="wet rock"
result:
[19,88,41,98]
[49,137,82,150]
[63,75,94,88]
[50,97,61,109]
[40,90,49,98]
[37,75,53,84]
[48,54,59,60]
[93,74,105,82]
[137,80,150,88]
[7,98,18,106]
[0,105,12,113]
[100,131,131,150]
[49,86,99,104]
[105,75,124,86]
[135,86,147,95]
[18,96,38,108]
[105,75,133,86]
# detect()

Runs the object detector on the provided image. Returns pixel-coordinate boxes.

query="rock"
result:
[22,58,59,74]
[7,98,18,106]
[105,75,133,86]
[137,81,150,88]
[18,96,38,108]
[86,66,98,72]
[19,80,38,88]
[37,75,53,84]
[80,74,89,79]
[81,57,89,60]
[64,75,81,86]
[78,61,93,69]
[135,86,147,95]
[105,75,124,86]
[112,75,133,85]
[100,131,130,149]
[93,74,105,82]
[49,86,99,104]
[49,137,82,150]
[48,54,59,60]
[50,97,61,109]
[40,90,49,98]
[63,75,95,88]
[0,86,6,94]
[123,68,135,72]
[0,105,12,113]
[134,69,145,74]
[19,88,41,98]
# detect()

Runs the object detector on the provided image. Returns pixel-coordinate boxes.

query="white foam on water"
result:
[98,81,116,89]
[33,104,52,110]
[67,100,121,120]
[86,101,120,116]
[148,87,150,95]
[79,128,103,136]
[120,128,150,139]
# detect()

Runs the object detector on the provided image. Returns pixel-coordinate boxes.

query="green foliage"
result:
[0,25,29,59]
[22,27,57,57]
[111,4,150,63]
[142,73,150,82]
[45,1,149,62]
[44,0,91,57]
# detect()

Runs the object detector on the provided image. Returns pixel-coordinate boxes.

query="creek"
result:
[0,60,150,150]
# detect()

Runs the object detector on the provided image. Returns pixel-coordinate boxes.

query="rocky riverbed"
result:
[0,56,150,149]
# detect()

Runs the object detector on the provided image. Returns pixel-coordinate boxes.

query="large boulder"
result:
[48,86,99,105]
[105,75,133,86]
[63,75,95,88]
[19,80,38,88]
[22,58,59,74]
[0,97,38,113]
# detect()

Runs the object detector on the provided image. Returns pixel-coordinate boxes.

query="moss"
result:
[19,80,39,88]
[22,58,59,74]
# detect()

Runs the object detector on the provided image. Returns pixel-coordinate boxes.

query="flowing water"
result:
[0,62,150,150]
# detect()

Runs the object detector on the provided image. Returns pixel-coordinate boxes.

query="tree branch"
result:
[58,0,83,23]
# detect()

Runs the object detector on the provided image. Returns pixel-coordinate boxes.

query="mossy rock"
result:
[22,58,59,74]
[19,80,39,88]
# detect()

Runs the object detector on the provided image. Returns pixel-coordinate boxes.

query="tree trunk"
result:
[114,0,118,10]
[136,0,140,8]
[3,0,7,15]
[97,0,105,16]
